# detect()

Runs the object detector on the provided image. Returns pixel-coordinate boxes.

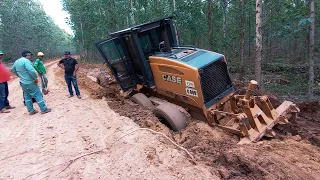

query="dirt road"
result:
[80,63,320,179]
[0,62,217,179]
[2,61,320,180]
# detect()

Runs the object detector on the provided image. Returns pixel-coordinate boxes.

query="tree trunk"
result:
[127,16,129,27]
[130,0,135,25]
[308,0,315,99]
[222,0,227,39]
[248,3,252,65]
[80,20,86,58]
[264,31,268,67]
[172,0,179,46]
[269,36,272,63]
[109,1,117,31]
[239,0,245,81]
[293,39,297,59]
[207,0,213,50]
[255,0,262,86]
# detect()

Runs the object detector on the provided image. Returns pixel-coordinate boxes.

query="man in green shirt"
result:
[33,52,48,94]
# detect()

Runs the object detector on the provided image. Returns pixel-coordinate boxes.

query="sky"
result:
[39,0,73,35]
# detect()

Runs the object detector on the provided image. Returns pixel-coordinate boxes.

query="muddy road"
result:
[77,63,320,180]
[0,62,216,179]
[1,61,320,179]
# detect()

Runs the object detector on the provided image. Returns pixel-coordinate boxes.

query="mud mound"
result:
[266,94,282,108]
[77,72,108,99]
[178,122,320,179]
[96,72,115,88]
[75,67,121,99]
[95,72,120,98]
[75,62,320,179]
[108,99,173,138]
[75,65,172,137]
[214,140,320,179]
[298,101,320,112]
[275,101,320,146]
[177,122,237,166]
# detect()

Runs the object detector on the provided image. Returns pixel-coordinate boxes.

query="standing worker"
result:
[11,50,51,115]
[33,52,49,94]
[0,50,15,113]
[57,51,81,99]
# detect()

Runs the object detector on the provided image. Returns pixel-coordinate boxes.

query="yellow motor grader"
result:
[96,17,299,143]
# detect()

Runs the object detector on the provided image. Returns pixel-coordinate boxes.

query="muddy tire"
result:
[153,104,187,131]
[130,93,153,107]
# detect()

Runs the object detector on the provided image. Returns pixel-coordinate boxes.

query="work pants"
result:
[20,82,47,113]
[0,82,9,110]
[64,74,80,96]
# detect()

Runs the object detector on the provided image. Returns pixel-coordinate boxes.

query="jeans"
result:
[64,74,80,96]
[39,73,48,91]
[0,82,9,110]
[20,82,47,112]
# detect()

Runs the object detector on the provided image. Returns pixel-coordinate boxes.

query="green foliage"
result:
[0,0,74,61]
[61,0,319,98]
[264,71,307,96]
[0,0,317,98]
[61,0,319,62]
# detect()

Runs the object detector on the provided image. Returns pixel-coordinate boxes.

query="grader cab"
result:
[96,17,299,143]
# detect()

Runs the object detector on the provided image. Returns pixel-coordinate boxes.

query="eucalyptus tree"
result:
[255,0,262,86]
[0,0,74,61]
[62,0,318,78]
[308,0,315,99]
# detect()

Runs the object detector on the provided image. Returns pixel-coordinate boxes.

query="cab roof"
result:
[152,48,224,69]
[110,16,174,37]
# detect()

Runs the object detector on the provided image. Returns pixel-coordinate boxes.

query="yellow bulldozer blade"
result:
[237,100,299,144]
[209,80,300,144]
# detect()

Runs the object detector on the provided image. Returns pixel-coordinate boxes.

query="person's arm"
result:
[11,63,17,76]
[73,59,79,76]
[33,59,41,73]
[57,59,64,69]
[25,60,38,82]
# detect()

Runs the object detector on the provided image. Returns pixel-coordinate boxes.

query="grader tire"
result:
[130,93,153,107]
[153,103,187,132]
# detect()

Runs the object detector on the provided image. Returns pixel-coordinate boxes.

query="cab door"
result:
[96,38,136,91]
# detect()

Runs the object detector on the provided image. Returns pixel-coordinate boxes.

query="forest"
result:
[61,0,318,61]
[61,0,319,99]
[0,0,74,60]
[0,0,319,98]
[2,2,320,179]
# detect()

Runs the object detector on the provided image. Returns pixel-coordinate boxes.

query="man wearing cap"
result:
[11,50,51,115]
[33,52,49,94]
[57,51,81,99]
[0,50,15,113]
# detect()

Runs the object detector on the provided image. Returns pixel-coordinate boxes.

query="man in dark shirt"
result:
[57,51,81,99]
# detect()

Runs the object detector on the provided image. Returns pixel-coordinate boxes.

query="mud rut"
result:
[75,63,320,179]
[1,62,220,180]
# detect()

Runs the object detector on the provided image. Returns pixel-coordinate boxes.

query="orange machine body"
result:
[148,48,234,120]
